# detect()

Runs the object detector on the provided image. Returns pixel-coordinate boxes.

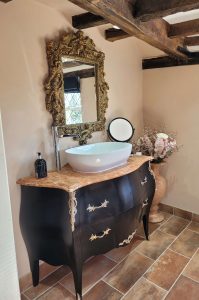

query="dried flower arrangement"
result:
[133,127,178,163]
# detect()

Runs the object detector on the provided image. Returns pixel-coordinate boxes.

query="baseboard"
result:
[159,203,199,223]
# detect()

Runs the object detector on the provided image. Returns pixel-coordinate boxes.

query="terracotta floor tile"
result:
[104,251,153,293]
[174,208,192,220]
[137,211,172,239]
[21,294,29,300]
[19,263,60,292]
[137,230,175,260]
[165,275,199,300]
[187,221,199,233]
[24,266,71,300]
[37,283,75,300]
[159,216,189,236]
[170,229,199,258]
[123,277,166,300]
[183,249,199,282]
[83,281,122,300]
[136,222,160,238]
[60,255,116,295]
[105,236,143,262]
[144,249,189,290]
[161,211,173,221]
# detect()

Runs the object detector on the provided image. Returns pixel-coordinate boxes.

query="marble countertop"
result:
[17,155,152,193]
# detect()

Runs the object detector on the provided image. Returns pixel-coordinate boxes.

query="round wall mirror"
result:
[108,118,135,142]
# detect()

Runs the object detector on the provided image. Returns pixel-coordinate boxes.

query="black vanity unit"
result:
[18,158,155,299]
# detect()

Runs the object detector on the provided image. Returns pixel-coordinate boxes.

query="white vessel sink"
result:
[65,142,132,173]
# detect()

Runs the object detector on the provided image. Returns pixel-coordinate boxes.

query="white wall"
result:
[0,0,143,277]
[0,111,20,300]
[143,65,199,214]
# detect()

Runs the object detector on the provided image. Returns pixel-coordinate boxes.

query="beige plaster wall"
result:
[0,0,143,277]
[143,65,199,214]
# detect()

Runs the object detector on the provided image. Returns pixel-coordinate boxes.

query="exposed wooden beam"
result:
[169,19,199,38]
[134,0,199,21]
[143,53,199,69]
[72,12,108,29]
[72,12,131,42]
[184,36,199,46]
[69,0,187,60]
[105,28,131,42]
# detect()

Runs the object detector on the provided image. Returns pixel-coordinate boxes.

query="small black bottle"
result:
[35,152,47,179]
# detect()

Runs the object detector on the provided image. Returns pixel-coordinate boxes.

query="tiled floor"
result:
[20,212,199,300]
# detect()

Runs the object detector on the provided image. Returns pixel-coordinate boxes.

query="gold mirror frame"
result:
[44,30,109,145]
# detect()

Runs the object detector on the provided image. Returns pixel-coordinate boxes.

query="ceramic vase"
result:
[149,162,166,223]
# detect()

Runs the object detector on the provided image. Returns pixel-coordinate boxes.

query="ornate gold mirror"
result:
[44,30,109,144]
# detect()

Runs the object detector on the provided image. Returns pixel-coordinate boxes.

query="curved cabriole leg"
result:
[30,259,39,286]
[143,214,149,241]
[72,263,83,300]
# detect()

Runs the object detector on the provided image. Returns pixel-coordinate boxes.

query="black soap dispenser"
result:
[35,152,47,179]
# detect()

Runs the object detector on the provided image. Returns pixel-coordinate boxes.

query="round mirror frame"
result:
[108,117,135,142]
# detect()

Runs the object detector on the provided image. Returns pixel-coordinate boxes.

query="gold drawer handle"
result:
[119,230,137,246]
[89,228,111,242]
[141,176,148,186]
[142,198,148,208]
[87,199,109,212]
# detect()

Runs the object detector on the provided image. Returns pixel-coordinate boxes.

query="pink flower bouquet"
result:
[133,129,178,163]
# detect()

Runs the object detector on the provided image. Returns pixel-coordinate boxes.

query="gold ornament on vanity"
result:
[134,128,179,223]
[44,30,109,145]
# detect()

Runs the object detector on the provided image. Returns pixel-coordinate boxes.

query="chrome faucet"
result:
[52,126,61,171]
[52,126,77,171]
[52,125,92,171]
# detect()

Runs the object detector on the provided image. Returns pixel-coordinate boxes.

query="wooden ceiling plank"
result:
[69,0,187,60]
[134,0,199,21]
[105,28,131,42]
[169,19,199,38]
[143,54,199,69]
[72,12,108,29]
[184,36,199,46]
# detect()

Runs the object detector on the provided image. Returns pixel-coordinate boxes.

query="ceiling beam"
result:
[69,0,187,60]
[143,53,199,69]
[169,19,199,38]
[105,28,131,42]
[134,0,199,22]
[184,36,199,46]
[72,12,131,42]
[72,12,108,29]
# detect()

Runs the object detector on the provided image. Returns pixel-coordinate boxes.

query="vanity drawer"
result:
[136,162,156,201]
[136,162,156,219]
[75,216,117,259]
[116,206,141,247]
[74,206,142,260]
[75,176,139,226]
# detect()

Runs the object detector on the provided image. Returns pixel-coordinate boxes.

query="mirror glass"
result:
[108,118,135,142]
[62,57,97,125]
